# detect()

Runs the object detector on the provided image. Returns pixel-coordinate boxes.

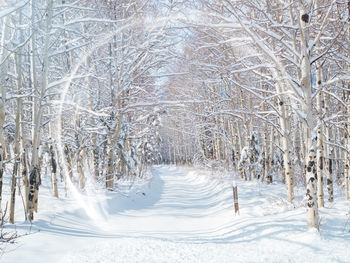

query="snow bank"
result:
[2,166,350,263]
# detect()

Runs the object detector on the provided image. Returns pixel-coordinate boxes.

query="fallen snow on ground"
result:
[2,166,350,262]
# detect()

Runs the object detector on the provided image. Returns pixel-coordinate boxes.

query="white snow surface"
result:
[2,166,350,262]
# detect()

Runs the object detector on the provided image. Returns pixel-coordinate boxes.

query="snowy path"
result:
[106,166,233,239]
[2,166,350,262]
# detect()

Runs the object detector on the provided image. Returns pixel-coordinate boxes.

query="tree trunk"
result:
[261,103,268,183]
[22,149,29,217]
[49,145,58,197]
[28,0,53,220]
[9,159,18,224]
[346,0,350,201]
[77,157,85,190]
[305,140,319,229]
[272,68,293,202]
[316,69,324,207]
[299,3,319,229]
[346,102,350,200]
[0,8,11,216]
[28,167,40,221]
[266,126,274,184]
[9,65,23,223]
[324,92,334,202]
[106,119,122,190]
[335,127,343,185]
[0,147,4,218]
[325,122,333,202]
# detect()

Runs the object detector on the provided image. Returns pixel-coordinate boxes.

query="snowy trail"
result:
[105,166,233,239]
[2,166,350,263]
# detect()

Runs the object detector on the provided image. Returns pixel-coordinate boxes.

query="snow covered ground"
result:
[2,166,350,262]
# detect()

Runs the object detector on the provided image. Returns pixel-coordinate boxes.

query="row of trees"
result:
[0,0,172,223]
[160,0,350,230]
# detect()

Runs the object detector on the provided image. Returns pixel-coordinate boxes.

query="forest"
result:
[0,0,350,262]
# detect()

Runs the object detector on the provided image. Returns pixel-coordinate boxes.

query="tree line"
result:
[160,0,350,230]
[0,0,172,223]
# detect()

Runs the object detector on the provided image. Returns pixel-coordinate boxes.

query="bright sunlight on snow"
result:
[2,166,350,262]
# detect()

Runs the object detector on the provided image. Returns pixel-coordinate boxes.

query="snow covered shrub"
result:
[266,150,283,184]
[238,132,263,180]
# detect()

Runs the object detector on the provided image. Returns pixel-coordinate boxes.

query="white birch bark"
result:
[316,68,324,207]
[49,143,58,197]
[266,126,274,184]
[261,102,269,183]
[28,0,53,220]
[316,117,324,208]
[235,87,244,158]
[346,101,350,200]
[236,120,244,171]
[325,120,333,202]
[0,7,11,215]
[9,25,25,223]
[27,0,39,221]
[272,69,294,202]
[238,87,248,179]
[0,146,3,217]
[335,127,343,185]
[299,3,319,229]
[346,0,350,201]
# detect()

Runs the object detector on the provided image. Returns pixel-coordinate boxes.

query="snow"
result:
[2,166,350,262]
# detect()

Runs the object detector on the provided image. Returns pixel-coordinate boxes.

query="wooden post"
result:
[232,184,239,215]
